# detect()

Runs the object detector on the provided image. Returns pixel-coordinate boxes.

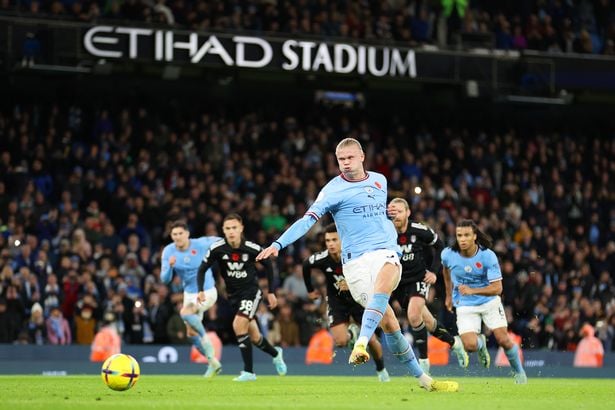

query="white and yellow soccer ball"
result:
[101,353,140,391]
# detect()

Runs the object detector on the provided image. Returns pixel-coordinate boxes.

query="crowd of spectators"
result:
[2,0,615,54]
[0,99,613,355]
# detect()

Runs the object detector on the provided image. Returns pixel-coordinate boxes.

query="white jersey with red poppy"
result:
[161,236,220,292]
[441,246,502,307]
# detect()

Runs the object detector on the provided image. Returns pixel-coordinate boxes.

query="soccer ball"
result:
[101,353,140,391]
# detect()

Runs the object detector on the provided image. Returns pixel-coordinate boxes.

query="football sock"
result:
[181,314,206,337]
[411,321,428,359]
[357,293,389,345]
[237,334,253,373]
[384,330,424,378]
[183,313,216,361]
[505,344,525,374]
[253,335,278,357]
[431,319,455,346]
[476,333,485,349]
[373,354,385,371]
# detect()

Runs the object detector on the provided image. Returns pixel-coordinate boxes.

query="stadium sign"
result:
[83,26,416,78]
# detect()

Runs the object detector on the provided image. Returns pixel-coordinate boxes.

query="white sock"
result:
[419,373,432,386]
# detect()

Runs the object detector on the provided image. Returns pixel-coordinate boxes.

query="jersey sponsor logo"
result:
[475,262,483,269]
[227,262,244,271]
[352,202,385,214]
[400,244,413,253]
[227,263,248,278]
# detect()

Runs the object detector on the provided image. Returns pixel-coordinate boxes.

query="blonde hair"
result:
[390,197,410,210]
[335,138,363,154]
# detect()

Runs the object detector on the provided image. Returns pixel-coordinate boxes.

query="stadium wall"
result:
[1,345,613,378]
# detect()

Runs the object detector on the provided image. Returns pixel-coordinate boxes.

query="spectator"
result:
[23,302,46,345]
[46,306,71,345]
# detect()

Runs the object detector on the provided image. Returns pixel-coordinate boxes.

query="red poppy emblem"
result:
[335,267,343,274]
[399,235,407,244]
[231,253,240,261]
[375,181,382,189]
[191,249,197,255]
[475,262,483,269]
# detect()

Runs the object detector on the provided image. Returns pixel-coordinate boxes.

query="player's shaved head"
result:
[335,138,363,154]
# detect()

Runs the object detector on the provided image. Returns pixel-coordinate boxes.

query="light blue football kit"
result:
[161,236,219,292]
[161,236,221,371]
[272,172,425,378]
[442,246,526,379]
[441,247,502,307]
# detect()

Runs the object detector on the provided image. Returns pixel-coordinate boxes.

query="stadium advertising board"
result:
[83,26,416,78]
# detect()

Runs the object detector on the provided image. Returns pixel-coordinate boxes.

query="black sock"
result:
[373,355,385,371]
[237,334,253,373]
[253,335,278,357]
[411,322,428,359]
[432,319,455,347]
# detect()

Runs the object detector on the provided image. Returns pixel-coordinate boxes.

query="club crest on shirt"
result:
[242,254,249,262]
[464,265,472,273]
[183,256,190,263]
[410,235,416,243]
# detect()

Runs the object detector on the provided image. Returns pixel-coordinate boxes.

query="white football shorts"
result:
[343,249,401,307]
[456,296,508,334]
[183,288,218,319]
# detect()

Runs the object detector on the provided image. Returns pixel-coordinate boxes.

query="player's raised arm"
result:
[160,246,173,284]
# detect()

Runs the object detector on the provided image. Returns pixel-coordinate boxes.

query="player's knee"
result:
[408,313,422,328]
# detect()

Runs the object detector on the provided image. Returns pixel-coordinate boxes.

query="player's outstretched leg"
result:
[350,293,390,365]
[452,336,469,368]
[182,313,221,377]
[234,334,256,382]
[272,346,288,376]
[203,357,222,378]
[383,327,459,392]
[505,344,527,384]
[477,334,491,368]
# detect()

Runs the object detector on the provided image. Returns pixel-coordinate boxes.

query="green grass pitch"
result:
[0,375,611,410]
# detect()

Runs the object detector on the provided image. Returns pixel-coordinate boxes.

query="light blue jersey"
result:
[161,237,220,292]
[441,246,502,307]
[274,172,399,262]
